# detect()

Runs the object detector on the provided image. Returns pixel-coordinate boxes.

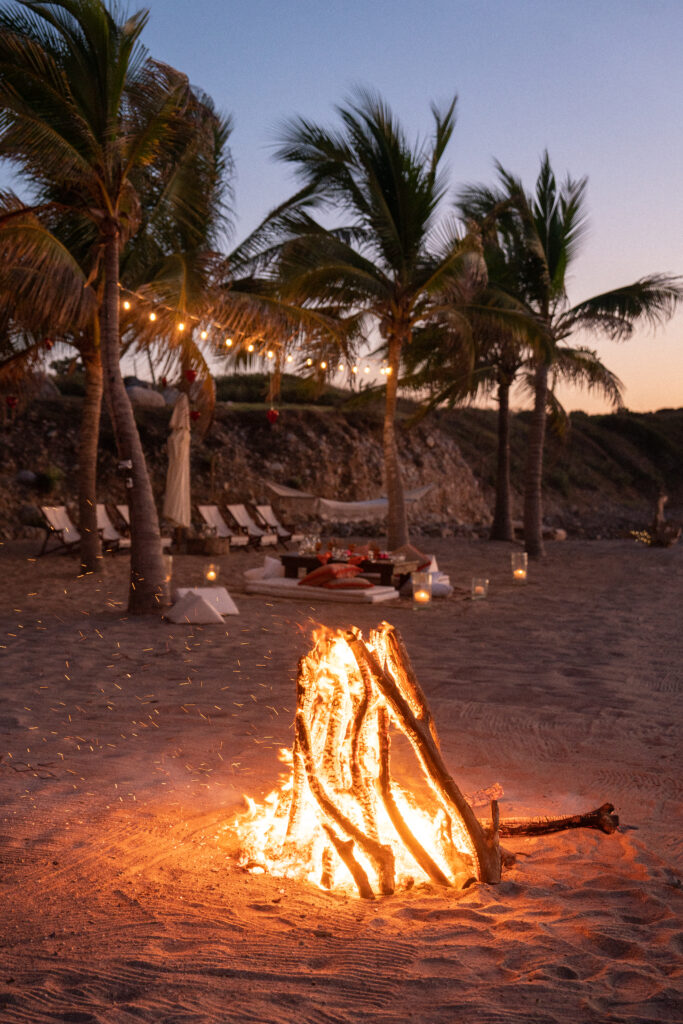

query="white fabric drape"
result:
[163,394,191,527]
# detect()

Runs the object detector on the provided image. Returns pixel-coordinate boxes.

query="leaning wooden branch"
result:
[348,625,502,884]
[295,710,396,895]
[376,707,452,888]
[322,824,375,900]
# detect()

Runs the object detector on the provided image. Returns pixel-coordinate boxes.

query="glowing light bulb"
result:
[267,350,274,359]
[225,337,233,347]
[247,343,254,352]
[286,354,293,363]
[122,299,131,310]
[200,330,207,340]
[320,361,327,370]
[364,365,370,374]
[149,312,157,322]
[385,366,393,375]
[178,322,185,332]
[306,358,312,367]
[338,363,345,372]
[352,365,358,374]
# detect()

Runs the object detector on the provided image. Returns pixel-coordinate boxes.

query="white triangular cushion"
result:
[174,586,239,616]
[166,592,224,623]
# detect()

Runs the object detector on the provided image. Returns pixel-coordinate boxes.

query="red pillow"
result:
[299,563,361,586]
[322,577,373,590]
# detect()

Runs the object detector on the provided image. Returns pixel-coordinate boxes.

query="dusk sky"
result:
[11,0,682,413]
[136,0,682,414]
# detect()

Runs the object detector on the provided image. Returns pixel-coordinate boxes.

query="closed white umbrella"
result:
[163,393,191,528]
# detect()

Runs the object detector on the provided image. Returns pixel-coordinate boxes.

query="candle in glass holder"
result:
[471,577,489,600]
[204,562,219,583]
[411,571,432,609]
[511,551,528,582]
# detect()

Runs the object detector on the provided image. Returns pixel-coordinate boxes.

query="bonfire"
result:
[228,623,618,898]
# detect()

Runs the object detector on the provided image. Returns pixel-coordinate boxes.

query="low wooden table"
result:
[280,554,419,589]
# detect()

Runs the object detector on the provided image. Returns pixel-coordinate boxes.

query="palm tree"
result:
[0,195,105,570]
[459,153,682,556]
[0,0,221,609]
[271,88,485,548]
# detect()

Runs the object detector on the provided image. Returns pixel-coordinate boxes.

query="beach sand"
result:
[0,536,681,1023]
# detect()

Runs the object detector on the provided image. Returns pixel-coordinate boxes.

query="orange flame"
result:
[223,625,489,897]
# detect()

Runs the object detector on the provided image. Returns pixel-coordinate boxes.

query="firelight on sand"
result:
[226,623,619,899]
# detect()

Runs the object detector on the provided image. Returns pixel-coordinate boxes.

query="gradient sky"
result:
[17,0,683,412]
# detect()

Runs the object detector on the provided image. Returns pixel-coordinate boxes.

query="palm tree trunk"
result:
[100,223,167,613]
[78,342,103,573]
[523,361,548,557]
[384,333,408,549]
[490,378,513,542]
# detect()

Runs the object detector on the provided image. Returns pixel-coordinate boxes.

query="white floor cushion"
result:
[174,586,239,616]
[166,592,225,623]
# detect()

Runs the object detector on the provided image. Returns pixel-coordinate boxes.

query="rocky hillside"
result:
[1,394,681,541]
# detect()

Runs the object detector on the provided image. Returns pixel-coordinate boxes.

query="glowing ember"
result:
[225,622,502,898]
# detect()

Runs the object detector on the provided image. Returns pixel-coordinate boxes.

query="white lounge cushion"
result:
[245,576,399,604]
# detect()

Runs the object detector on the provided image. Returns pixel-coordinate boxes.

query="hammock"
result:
[264,481,433,522]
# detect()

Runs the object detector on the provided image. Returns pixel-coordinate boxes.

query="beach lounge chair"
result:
[254,504,304,548]
[115,504,172,550]
[226,503,278,547]
[96,504,131,552]
[39,505,81,555]
[196,505,250,548]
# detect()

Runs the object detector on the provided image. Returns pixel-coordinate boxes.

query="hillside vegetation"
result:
[1,381,681,541]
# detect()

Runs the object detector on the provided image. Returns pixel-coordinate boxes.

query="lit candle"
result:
[204,562,219,583]
[471,577,489,600]
[511,552,528,583]
[411,571,432,608]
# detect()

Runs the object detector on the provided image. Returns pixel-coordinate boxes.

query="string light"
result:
[115,284,394,380]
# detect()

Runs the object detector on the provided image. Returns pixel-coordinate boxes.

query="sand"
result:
[0,536,681,1023]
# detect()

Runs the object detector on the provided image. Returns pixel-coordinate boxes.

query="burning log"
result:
[229,623,617,899]
[376,707,452,888]
[347,624,502,885]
